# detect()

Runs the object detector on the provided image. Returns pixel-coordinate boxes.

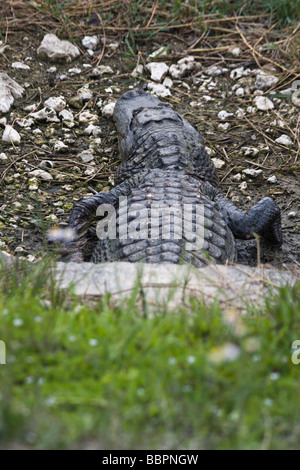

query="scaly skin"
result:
[63,89,282,265]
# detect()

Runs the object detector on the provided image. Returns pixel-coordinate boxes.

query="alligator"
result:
[59,89,282,266]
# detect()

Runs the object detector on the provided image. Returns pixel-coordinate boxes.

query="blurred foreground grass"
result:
[0,259,299,449]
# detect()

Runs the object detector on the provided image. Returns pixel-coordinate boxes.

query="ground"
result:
[0,2,299,269]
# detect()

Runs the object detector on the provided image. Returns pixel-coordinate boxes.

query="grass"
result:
[0,259,300,449]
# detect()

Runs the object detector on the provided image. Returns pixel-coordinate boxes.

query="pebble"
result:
[90,65,113,77]
[162,77,173,88]
[59,109,74,123]
[28,169,53,181]
[2,125,21,143]
[0,152,8,160]
[218,110,233,120]
[241,146,259,157]
[77,88,93,102]
[218,122,230,131]
[82,35,99,50]
[131,64,144,77]
[242,169,263,178]
[146,62,169,82]
[231,173,242,182]
[102,102,116,118]
[79,110,98,123]
[68,67,82,75]
[54,140,68,152]
[255,72,279,90]
[149,46,168,58]
[235,87,245,97]
[84,124,101,137]
[267,175,277,184]
[11,61,30,70]
[253,95,274,111]
[78,150,95,163]
[0,73,25,113]
[275,134,292,146]
[37,33,80,63]
[147,82,171,98]
[205,65,224,76]
[169,56,194,79]
[30,107,60,122]
[239,181,248,191]
[230,66,244,80]
[15,117,34,128]
[44,96,66,112]
[228,46,241,57]
[212,158,225,169]
[288,211,296,218]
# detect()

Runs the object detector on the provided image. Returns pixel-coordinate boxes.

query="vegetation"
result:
[0,260,299,449]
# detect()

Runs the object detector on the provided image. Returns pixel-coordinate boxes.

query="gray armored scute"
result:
[63,89,282,266]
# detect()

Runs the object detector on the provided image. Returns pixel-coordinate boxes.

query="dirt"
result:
[0,30,299,270]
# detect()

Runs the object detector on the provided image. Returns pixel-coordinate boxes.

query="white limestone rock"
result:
[37,33,80,63]
[242,169,263,178]
[169,56,195,79]
[90,65,113,77]
[2,125,21,144]
[44,96,66,112]
[30,107,60,122]
[28,169,53,180]
[147,82,171,98]
[255,72,279,90]
[275,134,292,146]
[102,102,116,118]
[0,73,24,113]
[146,62,169,82]
[82,35,99,51]
[11,61,30,70]
[218,110,233,120]
[253,95,274,111]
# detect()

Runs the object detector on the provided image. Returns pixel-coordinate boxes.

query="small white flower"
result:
[168,357,177,365]
[13,318,23,327]
[270,372,280,381]
[264,398,273,407]
[34,316,42,323]
[187,355,196,364]
[89,338,98,347]
[25,376,34,384]
[68,335,76,343]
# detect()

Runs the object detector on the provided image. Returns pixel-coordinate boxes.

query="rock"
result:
[253,95,274,111]
[162,77,173,88]
[131,64,144,77]
[235,87,245,97]
[0,250,15,266]
[291,91,300,107]
[169,56,194,79]
[212,158,225,169]
[205,65,223,76]
[0,152,8,160]
[242,169,263,178]
[255,72,279,90]
[218,110,233,120]
[90,65,113,77]
[241,146,259,157]
[146,62,169,82]
[82,35,99,50]
[239,181,248,191]
[39,160,53,169]
[59,109,74,123]
[78,150,95,163]
[84,124,101,136]
[275,134,292,146]
[2,125,21,144]
[149,46,168,58]
[78,110,98,123]
[11,61,30,70]
[37,33,80,63]
[218,122,230,131]
[147,82,171,98]
[228,46,241,57]
[28,169,53,180]
[102,102,116,118]
[15,118,34,128]
[30,107,60,122]
[53,262,298,312]
[53,140,68,153]
[68,67,82,75]
[0,73,25,113]
[288,211,296,218]
[44,96,66,112]
[77,88,93,102]
[231,173,242,182]
[230,66,244,80]
[267,175,277,184]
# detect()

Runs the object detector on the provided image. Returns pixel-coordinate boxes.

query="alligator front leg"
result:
[203,182,283,246]
[49,179,132,262]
